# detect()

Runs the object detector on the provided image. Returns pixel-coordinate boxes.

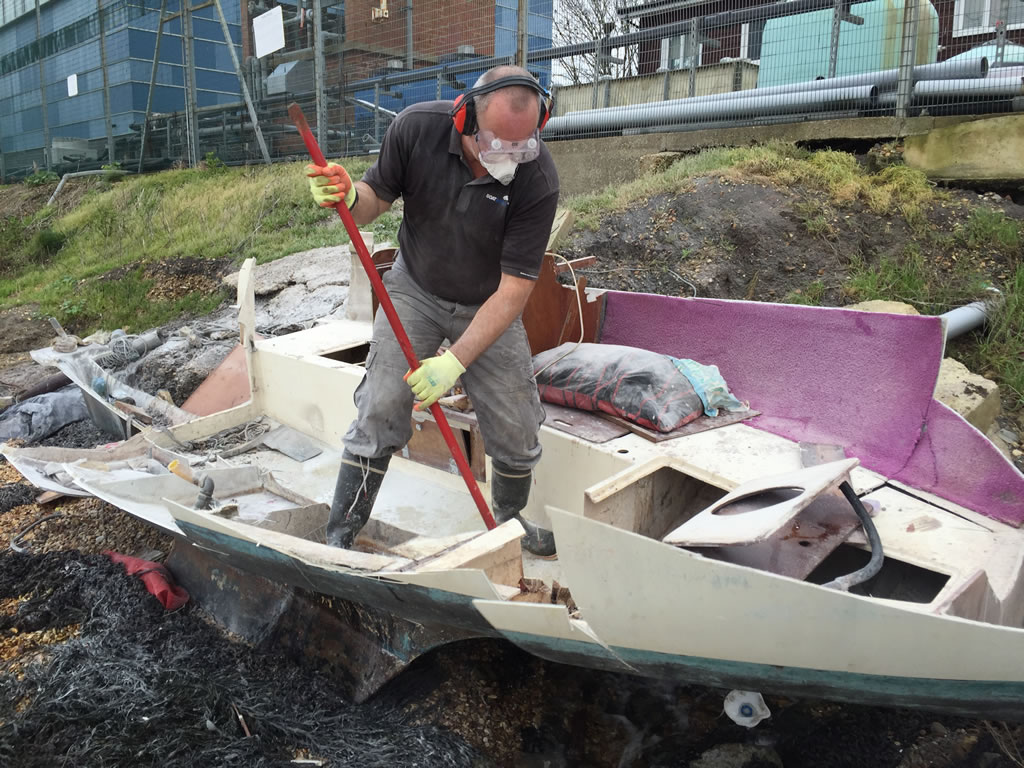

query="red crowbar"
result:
[288,103,496,530]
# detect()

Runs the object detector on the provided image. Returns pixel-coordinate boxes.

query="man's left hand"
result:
[404,350,466,410]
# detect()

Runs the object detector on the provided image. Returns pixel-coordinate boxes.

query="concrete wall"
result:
[904,114,1024,182]
[553,61,760,114]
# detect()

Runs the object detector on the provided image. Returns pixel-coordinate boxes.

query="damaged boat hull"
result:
[11,252,1024,721]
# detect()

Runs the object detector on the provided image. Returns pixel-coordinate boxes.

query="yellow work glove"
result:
[306,162,357,208]
[404,350,466,411]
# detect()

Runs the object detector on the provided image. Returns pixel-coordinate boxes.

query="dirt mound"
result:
[0,305,53,354]
[0,177,112,220]
[562,175,1021,305]
[144,257,233,303]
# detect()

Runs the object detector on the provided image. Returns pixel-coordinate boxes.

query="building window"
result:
[660,34,702,70]
[740,20,764,62]
[953,0,1024,37]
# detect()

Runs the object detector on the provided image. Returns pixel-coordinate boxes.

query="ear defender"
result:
[450,75,553,136]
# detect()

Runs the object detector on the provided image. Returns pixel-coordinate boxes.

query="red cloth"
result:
[105,551,189,611]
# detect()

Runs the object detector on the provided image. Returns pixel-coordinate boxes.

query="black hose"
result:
[823,481,884,592]
[10,513,63,554]
[194,475,215,510]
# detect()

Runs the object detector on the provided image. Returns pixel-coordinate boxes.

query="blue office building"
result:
[0,0,243,175]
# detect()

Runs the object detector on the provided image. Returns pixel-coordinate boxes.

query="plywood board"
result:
[544,403,630,443]
[523,253,604,356]
[600,408,759,443]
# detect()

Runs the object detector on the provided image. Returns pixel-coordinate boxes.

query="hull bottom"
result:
[499,631,1024,721]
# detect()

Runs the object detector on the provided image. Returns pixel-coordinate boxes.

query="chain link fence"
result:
[1,0,1022,179]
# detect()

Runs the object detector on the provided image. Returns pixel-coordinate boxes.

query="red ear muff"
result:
[537,94,552,130]
[451,94,468,134]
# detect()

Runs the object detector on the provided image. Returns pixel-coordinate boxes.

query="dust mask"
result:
[480,156,519,185]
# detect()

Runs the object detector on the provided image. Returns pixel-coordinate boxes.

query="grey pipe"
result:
[348,97,398,119]
[544,85,877,136]
[47,169,130,206]
[914,75,1024,99]
[553,57,988,124]
[623,108,867,136]
[942,291,1003,341]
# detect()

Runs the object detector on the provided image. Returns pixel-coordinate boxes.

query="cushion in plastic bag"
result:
[532,342,704,432]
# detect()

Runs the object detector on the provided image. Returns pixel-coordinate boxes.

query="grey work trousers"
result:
[343,257,546,472]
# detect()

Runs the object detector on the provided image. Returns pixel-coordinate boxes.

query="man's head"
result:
[455,66,548,184]
[472,65,543,141]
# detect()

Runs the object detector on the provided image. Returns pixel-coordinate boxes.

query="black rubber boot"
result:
[492,460,556,558]
[326,451,391,548]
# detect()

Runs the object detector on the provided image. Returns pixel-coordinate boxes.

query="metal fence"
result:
[0,0,1022,180]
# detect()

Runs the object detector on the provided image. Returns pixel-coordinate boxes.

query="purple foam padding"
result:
[600,292,942,477]
[601,291,1024,524]
[895,400,1024,526]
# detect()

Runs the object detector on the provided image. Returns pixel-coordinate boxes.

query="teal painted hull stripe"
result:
[500,631,1024,706]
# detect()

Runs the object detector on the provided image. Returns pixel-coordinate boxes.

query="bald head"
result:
[473,65,542,125]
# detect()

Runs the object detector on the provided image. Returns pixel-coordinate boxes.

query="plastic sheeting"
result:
[0,387,89,444]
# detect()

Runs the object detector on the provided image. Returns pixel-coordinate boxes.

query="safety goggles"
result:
[474,129,541,164]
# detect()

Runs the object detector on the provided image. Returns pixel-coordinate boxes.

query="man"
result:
[305,65,559,556]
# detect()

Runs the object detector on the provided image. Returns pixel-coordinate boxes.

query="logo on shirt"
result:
[485,193,509,206]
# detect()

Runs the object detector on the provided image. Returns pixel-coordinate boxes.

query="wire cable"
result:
[533,254,587,379]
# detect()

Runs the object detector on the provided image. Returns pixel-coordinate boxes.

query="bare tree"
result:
[552,0,638,85]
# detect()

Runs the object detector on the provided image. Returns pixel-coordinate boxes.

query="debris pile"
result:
[0,550,480,768]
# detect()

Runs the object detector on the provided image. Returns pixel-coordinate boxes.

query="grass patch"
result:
[566,143,942,232]
[783,280,827,305]
[958,207,1022,254]
[0,158,382,332]
[964,264,1024,409]
[844,244,990,312]
[794,200,837,240]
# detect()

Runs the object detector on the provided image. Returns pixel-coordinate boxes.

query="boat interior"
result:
[8,236,1024,631]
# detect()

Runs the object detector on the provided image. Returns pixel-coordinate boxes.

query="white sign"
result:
[253,5,285,59]
[67,73,78,97]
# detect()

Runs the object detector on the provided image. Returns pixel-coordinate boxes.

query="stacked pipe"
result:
[542,56,1024,138]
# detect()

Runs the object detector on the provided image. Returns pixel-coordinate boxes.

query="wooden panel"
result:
[522,253,605,356]
[543,403,630,443]
[600,408,759,443]
[369,247,397,319]
[404,417,485,481]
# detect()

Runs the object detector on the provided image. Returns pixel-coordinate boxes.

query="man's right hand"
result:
[306,162,357,208]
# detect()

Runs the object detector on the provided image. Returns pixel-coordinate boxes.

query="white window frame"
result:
[953,0,1024,38]
[659,35,703,70]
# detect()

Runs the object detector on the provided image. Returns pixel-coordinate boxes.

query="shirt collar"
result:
[448,125,465,157]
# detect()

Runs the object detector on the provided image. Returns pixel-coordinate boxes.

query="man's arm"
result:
[350,180,393,227]
[449,272,536,368]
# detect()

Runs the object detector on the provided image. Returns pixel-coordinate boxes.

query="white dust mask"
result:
[480,156,519,185]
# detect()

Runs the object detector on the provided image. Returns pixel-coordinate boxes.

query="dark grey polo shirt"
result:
[361,101,560,305]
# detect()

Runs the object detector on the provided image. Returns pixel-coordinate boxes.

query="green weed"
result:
[784,280,827,305]
[794,200,837,239]
[25,169,59,186]
[27,228,67,262]
[963,264,1024,409]
[959,207,1022,253]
